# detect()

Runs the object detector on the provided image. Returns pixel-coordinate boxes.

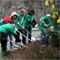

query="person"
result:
[23,8,35,44]
[27,8,36,28]
[10,9,25,45]
[0,16,15,50]
[39,14,52,46]
[0,16,11,25]
[0,20,17,56]
[0,16,12,43]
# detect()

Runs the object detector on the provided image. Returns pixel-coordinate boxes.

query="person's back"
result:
[0,23,16,35]
[41,16,51,25]
[0,23,16,56]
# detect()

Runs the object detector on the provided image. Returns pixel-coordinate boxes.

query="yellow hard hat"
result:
[46,14,51,17]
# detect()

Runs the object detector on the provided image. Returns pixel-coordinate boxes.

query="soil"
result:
[3,41,59,60]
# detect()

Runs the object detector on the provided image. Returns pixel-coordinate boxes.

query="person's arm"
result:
[40,19,45,24]
[40,19,48,27]
[0,20,3,25]
[47,18,52,27]
[9,25,16,34]
[39,23,48,31]
[32,19,36,27]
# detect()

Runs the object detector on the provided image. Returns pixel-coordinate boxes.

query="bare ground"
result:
[3,41,59,60]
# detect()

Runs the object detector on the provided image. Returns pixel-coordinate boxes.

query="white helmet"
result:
[20,9,25,12]
[46,14,51,17]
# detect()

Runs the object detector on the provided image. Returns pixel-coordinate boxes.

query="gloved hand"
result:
[22,25,24,29]
[50,26,54,31]
[17,22,20,24]
[44,24,48,27]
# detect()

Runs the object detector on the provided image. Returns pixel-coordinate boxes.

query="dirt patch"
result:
[5,41,59,60]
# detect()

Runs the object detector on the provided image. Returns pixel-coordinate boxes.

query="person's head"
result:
[10,11,18,20]
[28,8,35,15]
[46,14,51,18]
[20,9,25,16]
[9,21,16,27]
[2,16,11,24]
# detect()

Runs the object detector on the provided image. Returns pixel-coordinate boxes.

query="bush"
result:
[48,31,60,48]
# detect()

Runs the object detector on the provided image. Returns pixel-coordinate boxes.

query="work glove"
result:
[17,22,20,25]
[44,24,48,28]
[50,26,54,32]
[22,25,24,29]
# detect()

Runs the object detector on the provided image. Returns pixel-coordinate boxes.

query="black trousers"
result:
[22,27,32,45]
[13,29,25,43]
[0,32,8,52]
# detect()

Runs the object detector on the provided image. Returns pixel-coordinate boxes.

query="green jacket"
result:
[24,14,34,28]
[17,14,24,24]
[0,23,16,35]
[12,14,24,30]
[0,20,3,25]
[39,16,52,32]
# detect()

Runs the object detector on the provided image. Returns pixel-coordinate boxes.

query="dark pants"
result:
[23,27,32,44]
[42,31,49,46]
[0,32,8,52]
[13,29,25,43]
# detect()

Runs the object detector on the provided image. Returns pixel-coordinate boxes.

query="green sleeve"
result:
[47,18,52,26]
[12,29,16,34]
[41,16,47,20]
[17,14,20,18]
[8,24,16,34]
[11,28,16,34]
[17,14,20,21]
[0,20,3,25]
[17,14,24,24]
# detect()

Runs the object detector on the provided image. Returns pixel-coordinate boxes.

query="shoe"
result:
[13,44,22,49]
[20,42,24,46]
[28,40,31,43]
[48,45,51,48]
[9,48,18,51]
[13,44,20,48]
[17,42,21,45]
[41,45,46,47]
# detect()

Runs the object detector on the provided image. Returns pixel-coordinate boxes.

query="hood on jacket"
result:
[10,11,17,18]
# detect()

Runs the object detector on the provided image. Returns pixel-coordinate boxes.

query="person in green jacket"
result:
[10,9,25,45]
[0,16,15,50]
[0,21,16,56]
[39,14,52,46]
[23,8,35,44]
